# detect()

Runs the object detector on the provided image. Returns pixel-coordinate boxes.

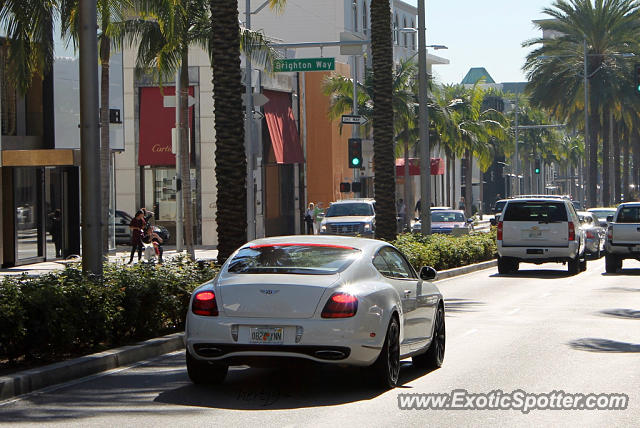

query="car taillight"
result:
[321,292,358,318]
[497,221,503,241]
[607,227,613,241]
[568,222,575,241]
[192,291,218,316]
[586,230,595,239]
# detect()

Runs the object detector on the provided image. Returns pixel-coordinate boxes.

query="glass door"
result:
[15,167,44,261]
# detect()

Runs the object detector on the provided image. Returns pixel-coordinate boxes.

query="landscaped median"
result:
[393,229,497,272]
[0,257,218,375]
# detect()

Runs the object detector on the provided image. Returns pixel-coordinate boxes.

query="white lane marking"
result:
[507,307,521,315]
[460,328,478,338]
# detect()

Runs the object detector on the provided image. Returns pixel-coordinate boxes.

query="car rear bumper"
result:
[185,315,383,366]
[498,242,580,262]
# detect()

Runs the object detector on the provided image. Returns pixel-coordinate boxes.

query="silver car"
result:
[578,211,605,258]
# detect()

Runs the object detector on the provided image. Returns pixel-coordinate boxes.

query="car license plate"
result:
[249,327,284,344]
[526,230,542,238]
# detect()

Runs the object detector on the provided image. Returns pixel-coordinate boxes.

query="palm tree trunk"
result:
[623,132,630,202]
[464,150,472,217]
[602,108,610,206]
[633,130,640,199]
[588,109,599,208]
[180,49,195,259]
[613,121,620,205]
[100,33,111,256]
[370,0,396,241]
[446,154,451,207]
[210,0,247,262]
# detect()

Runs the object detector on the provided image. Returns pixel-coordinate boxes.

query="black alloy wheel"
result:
[413,304,445,369]
[372,316,400,389]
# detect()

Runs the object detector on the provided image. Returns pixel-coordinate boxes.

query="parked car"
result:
[319,199,376,237]
[587,207,617,228]
[412,210,473,234]
[604,202,640,273]
[577,211,605,259]
[112,210,133,245]
[184,235,445,388]
[497,197,587,274]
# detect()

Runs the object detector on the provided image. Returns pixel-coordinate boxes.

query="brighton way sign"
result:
[274,58,335,73]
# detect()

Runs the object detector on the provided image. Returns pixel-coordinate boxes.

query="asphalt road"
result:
[2,257,639,427]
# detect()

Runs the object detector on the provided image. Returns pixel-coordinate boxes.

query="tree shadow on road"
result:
[596,286,640,293]
[598,309,640,320]
[489,269,573,279]
[154,359,438,410]
[444,298,486,314]
[568,338,640,353]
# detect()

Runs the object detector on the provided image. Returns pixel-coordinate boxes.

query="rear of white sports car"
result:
[185,240,398,380]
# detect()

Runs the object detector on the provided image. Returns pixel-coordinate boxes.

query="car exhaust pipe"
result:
[194,346,224,358]
[314,350,347,360]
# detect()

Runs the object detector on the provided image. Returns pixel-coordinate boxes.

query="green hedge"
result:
[0,257,218,363]
[393,230,497,272]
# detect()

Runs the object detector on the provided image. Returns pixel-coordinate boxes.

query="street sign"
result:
[341,114,368,125]
[163,95,196,108]
[273,58,335,73]
[340,32,365,56]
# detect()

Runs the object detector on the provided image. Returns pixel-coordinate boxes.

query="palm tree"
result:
[323,58,417,229]
[0,0,57,145]
[444,84,507,216]
[114,0,216,260]
[207,0,284,262]
[523,0,640,208]
[62,0,133,255]
[369,0,396,241]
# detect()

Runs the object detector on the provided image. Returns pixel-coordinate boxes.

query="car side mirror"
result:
[606,215,613,222]
[420,266,437,281]
[467,218,474,223]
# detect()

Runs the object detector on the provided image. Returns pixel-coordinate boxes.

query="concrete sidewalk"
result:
[0,246,219,277]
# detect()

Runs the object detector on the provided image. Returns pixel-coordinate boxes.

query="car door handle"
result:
[403,290,412,297]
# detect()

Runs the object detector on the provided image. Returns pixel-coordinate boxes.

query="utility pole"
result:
[245,0,256,241]
[418,0,431,235]
[79,0,103,276]
[352,1,359,194]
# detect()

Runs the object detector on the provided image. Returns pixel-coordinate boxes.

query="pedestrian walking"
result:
[128,210,146,264]
[313,202,324,234]
[305,203,315,235]
[458,196,465,211]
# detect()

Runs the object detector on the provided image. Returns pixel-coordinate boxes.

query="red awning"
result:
[263,90,305,164]
[395,157,444,176]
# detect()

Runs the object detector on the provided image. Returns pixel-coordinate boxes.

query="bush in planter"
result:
[0,257,218,364]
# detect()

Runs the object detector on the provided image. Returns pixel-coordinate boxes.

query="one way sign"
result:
[341,114,368,125]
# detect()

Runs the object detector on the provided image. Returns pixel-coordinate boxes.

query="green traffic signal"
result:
[535,168,540,174]
[351,158,360,166]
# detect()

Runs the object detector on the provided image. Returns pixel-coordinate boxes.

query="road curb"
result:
[0,332,184,402]
[434,259,497,281]
[0,259,497,401]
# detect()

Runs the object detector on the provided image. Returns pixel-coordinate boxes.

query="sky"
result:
[405,0,556,85]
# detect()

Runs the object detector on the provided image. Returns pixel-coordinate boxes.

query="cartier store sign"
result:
[139,86,194,166]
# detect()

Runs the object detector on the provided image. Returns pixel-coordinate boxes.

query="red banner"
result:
[139,86,194,166]
[395,157,445,176]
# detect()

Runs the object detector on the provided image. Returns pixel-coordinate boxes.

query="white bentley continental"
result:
[185,235,445,388]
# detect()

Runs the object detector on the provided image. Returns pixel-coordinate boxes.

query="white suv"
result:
[497,197,587,274]
[319,199,375,237]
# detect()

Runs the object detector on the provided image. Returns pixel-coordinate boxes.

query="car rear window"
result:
[432,211,465,222]
[227,244,361,274]
[616,206,640,223]
[503,201,568,222]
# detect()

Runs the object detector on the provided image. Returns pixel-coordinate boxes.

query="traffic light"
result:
[351,181,361,193]
[348,138,363,168]
[635,63,640,93]
[339,182,351,192]
[534,159,541,175]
